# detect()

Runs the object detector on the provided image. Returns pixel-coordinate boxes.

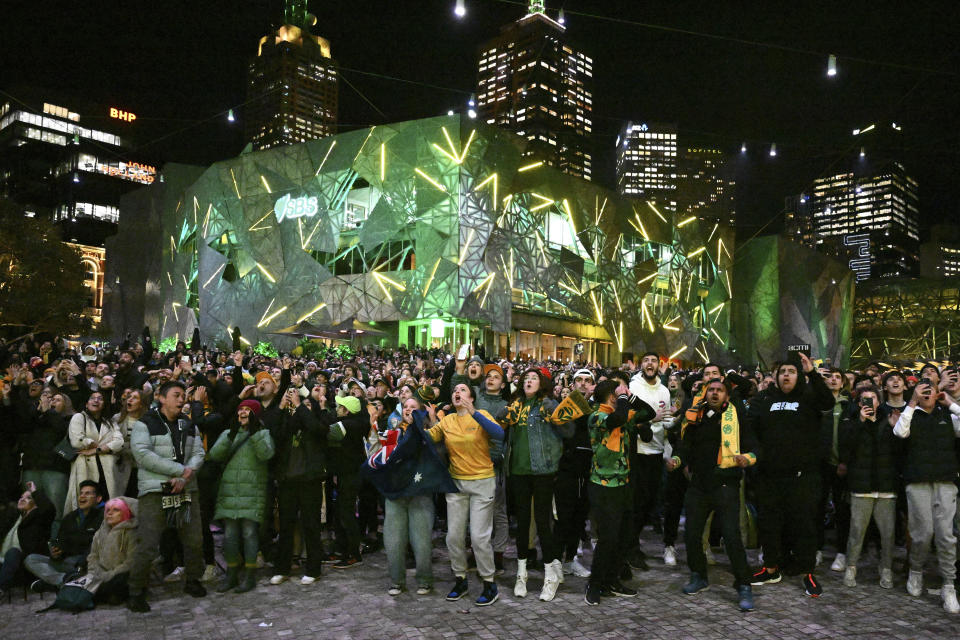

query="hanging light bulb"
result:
[454,0,466,18]
[447,109,455,116]
[859,146,865,158]
[827,54,837,77]
[769,143,777,157]
[468,94,476,108]
[227,109,236,122]
[73,172,80,183]
[740,142,747,154]
[558,8,565,24]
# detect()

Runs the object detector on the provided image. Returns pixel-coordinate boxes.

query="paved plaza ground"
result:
[2,534,957,639]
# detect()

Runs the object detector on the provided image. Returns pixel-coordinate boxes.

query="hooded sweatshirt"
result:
[747,367,834,476]
[629,373,672,455]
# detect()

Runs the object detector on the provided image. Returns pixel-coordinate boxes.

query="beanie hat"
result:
[335,395,361,414]
[238,398,263,418]
[467,355,485,367]
[483,363,504,379]
[255,371,276,386]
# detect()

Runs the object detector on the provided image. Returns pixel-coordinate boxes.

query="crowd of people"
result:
[2,328,959,616]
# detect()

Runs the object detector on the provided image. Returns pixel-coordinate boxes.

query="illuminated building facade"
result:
[616,121,677,212]
[0,91,156,323]
[476,0,593,181]
[785,122,919,281]
[919,224,960,279]
[676,146,735,226]
[106,115,741,366]
[245,0,338,150]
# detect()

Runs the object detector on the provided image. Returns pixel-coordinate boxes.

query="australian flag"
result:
[360,409,458,499]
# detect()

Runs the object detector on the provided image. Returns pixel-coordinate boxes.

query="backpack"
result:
[38,574,95,613]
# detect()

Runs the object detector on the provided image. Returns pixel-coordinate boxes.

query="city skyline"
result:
[1,1,957,235]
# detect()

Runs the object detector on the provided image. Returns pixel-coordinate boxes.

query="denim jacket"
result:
[503,397,574,475]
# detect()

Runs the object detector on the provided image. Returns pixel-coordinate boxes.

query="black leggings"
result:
[512,473,560,564]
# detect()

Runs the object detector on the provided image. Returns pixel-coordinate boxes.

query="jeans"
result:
[276,478,324,577]
[684,482,751,587]
[446,477,496,581]
[630,452,663,543]
[0,548,24,589]
[588,483,631,588]
[757,471,821,573]
[491,469,509,554]
[384,495,434,587]
[24,553,85,586]
[128,492,204,595]
[512,473,560,563]
[222,518,259,568]
[906,482,957,581]
[846,496,895,570]
[22,470,68,520]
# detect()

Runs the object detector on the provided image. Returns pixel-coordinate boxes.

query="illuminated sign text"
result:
[275,194,319,222]
[110,108,137,122]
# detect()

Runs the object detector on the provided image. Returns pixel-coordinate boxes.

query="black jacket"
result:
[53,505,103,557]
[747,370,835,476]
[321,409,369,476]
[9,489,56,556]
[900,406,960,485]
[839,413,902,494]
[676,401,757,488]
[273,404,327,482]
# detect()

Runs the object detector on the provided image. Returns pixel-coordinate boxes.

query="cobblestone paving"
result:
[2,534,957,639]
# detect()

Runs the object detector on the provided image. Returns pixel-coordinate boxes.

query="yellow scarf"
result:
[717,403,756,469]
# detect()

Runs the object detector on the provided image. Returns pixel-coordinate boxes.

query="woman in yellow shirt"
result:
[427,383,504,606]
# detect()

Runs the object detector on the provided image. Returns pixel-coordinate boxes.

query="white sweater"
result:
[629,373,672,455]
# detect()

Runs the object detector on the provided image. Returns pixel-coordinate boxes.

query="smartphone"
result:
[457,344,470,360]
[181,356,190,364]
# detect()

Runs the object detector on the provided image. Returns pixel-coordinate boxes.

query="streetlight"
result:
[769,143,777,157]
[227,109,236,122]
[827,54,838,77]
[454,0,466,18]
[740,142,747,154]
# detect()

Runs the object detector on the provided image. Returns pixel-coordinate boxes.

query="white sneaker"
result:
[387,584,403,596]
[300,575,316,585]
[830,553,847,572]
[906,570,923,597]
[514,558,528,598]
[663,546,677,566]
[416,585,432,595]
[269,574,288,585]
[539,560,561,602]
[200,564,218,582]
[164,566,185,583]
[815,550,823,567]
[569,557,591,578]
[880,568,894,590]
[943,584,960,614]
[843,566,856,587]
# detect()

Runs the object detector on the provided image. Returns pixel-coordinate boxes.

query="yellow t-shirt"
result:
[427,410,496,480]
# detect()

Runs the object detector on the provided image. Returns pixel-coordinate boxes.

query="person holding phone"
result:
[893,378,960,613]
[838,385,897,590]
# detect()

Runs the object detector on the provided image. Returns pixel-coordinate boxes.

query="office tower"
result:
[785,122,919,280]
[919,224,960,279]
[0,91,156,322]
[615,121,677,212]
[246,0,338,150]
[676,146,735,225]
[476,0,593,180]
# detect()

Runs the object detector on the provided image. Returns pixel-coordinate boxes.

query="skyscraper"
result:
[785,122,919,280]
[676,146,735,225]
[615,121,677,211]
[476,0,593,180]
[245,0,338,150]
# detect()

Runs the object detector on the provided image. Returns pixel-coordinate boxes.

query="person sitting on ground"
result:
[0,481,56,598]
[83,496,139,605]
[25,480,103,590]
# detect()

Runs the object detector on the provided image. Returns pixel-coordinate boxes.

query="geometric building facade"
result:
[106,115,735,365]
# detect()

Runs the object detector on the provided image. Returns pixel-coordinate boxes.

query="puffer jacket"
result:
[131,408,205,496]
[84,496,138,593]
[208,425,275,523]
[503,396,574,475]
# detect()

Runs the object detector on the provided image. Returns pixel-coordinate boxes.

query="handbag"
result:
[53,435,78,462]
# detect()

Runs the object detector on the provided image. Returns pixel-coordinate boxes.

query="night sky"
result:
[3,0,959,234]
